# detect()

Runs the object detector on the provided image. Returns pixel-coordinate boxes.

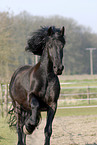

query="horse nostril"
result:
[59,65,64,71]
[53,66,57,70]
[62,65,64,70]
[53,65,64,75]
[53,66,57,73]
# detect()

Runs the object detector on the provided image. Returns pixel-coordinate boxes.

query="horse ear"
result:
[61,26,65,36]
[48,27,53,36]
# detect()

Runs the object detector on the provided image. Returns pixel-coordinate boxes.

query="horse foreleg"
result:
[23,97,39,134]
[44,103,57,145]
[17,125,26,145]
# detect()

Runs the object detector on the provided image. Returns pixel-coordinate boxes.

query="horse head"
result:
[47,26,66,75]
[25,26,66,75]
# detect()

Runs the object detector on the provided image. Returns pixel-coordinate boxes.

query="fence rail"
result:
[60,84,97,104]
[61,92,97,96]
[61,86,97,89]
[58,105,97,109]
[0,83,97,117]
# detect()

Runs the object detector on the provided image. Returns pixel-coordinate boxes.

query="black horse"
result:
[9,26,66,145]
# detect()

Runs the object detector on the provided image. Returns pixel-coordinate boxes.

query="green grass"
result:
[0,118,17,145]
[56,107,97,117]
[41,107,97,118]
[58,100,97,107]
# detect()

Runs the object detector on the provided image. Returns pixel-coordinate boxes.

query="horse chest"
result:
[30,77,47,98]
[44,79,60,104]
[30,77,60,103]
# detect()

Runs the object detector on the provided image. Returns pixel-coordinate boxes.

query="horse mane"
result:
[25,26,65,56]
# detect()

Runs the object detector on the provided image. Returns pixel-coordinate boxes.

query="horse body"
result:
[9,26,65,145]
[10,61,60,111]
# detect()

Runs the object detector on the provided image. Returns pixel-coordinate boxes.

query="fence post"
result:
[0,84,1,117]
[87,86,90,104]
[4,84,8,116]
[0,84,4,117]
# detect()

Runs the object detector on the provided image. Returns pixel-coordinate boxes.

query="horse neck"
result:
[39,47,54,75]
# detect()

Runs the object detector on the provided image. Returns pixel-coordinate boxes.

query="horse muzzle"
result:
[54,65,64,75]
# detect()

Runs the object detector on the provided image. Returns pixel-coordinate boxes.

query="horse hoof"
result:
[23,125,31,135]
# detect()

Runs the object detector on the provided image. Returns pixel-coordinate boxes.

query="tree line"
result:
[0,11,97,82]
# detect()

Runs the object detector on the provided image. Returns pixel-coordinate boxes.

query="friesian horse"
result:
[9,26,66,145]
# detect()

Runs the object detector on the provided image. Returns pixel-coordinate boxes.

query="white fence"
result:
[58,82,97,109]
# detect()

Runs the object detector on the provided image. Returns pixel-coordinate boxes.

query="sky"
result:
[0,0,97,33]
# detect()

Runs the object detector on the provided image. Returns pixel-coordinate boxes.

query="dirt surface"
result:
[27,115,97,145]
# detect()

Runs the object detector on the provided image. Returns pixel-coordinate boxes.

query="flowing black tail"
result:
[8,104,17,128]
[8,104,42,129]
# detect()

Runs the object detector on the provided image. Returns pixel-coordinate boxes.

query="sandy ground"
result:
[27,115,97,145]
